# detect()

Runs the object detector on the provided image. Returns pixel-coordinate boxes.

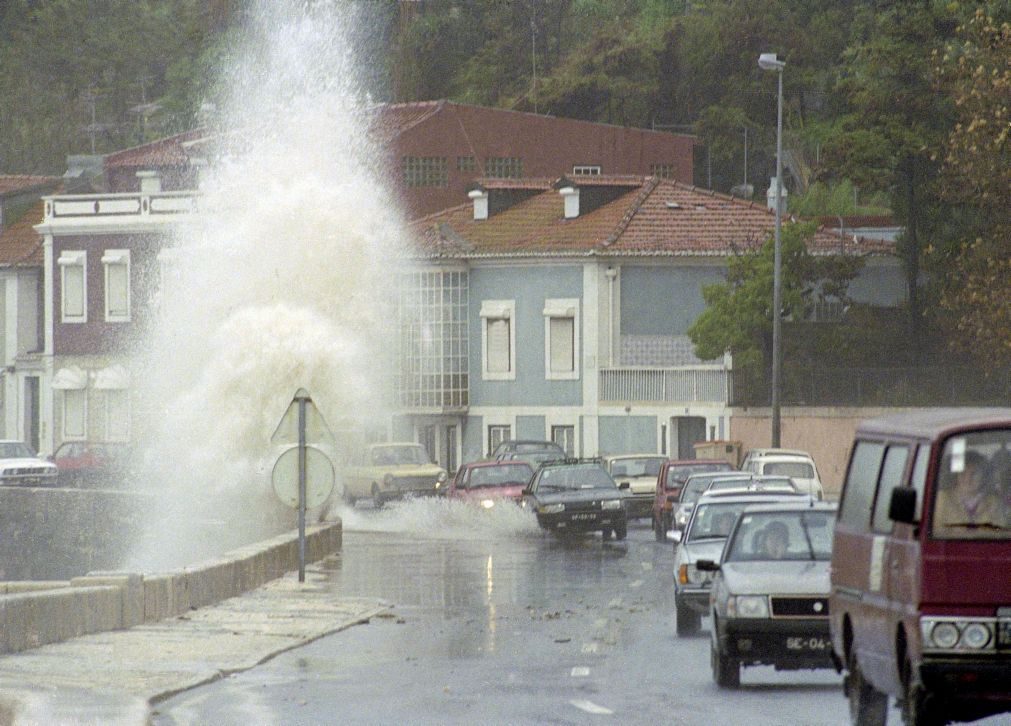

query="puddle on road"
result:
[324,497,541,540]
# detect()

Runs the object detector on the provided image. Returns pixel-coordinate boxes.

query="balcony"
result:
[600,366,730,404]
[38,191,197,234]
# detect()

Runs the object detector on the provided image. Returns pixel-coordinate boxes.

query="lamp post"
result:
[759,52,785,448]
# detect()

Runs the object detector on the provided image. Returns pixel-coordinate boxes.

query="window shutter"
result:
[486,318,511,373]
[107,263,129,317]
[64,266,84,318]
[549,317,574,372]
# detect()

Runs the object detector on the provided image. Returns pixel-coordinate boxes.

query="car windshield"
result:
[931,429,1011,541]
[508,450,565,468]
[371,445,430,466]
[685,502,751,542]
[535,465,616,492]
[466,464,532,489]
[764,461,815,479]
[682,475,750,503]
[511,442,563,453]
[0,441,34,458]
[609,457,665,478]
[725,510,836,561]
[665,463,731,489]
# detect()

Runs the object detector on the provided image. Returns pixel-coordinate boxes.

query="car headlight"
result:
[538,503,565,514]
[727,595,769,618]
[929,621,960,649]
[480,499,496,509]
[961,623,992,649]
[600,499,622,510]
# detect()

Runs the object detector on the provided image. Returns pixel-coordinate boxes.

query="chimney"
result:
[559,185,579,219]
[468,188,489,221]
[766,176,788,215]
[137,170,162,193]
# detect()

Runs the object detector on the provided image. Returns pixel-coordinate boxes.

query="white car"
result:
[739,448,824,499]
[0,440,59,487]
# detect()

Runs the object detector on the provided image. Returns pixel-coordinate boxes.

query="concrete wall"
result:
[729,407,923,497]
[0,522,341,655]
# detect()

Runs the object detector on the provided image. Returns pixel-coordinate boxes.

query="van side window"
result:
[910,444,929,520]
[872,445,910,533]
[840,441,885,528]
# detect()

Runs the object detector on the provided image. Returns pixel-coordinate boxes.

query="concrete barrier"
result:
[0,521,341,655]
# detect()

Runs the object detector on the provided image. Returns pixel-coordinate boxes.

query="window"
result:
[650,163,677,179]
[871,445,910,533]
[484,157,523,178]
[58,251,86,323]
[543,299,578,380]
[105,389,130,441]
[552,425,575,456]
[480,300,515,380]
[102,249,130,322]
[488,425,511,456]
[839,441,885,527]
[457,156,476,172]
[402,156,448,187]
[62,389,87,440]
[572,165,601,176]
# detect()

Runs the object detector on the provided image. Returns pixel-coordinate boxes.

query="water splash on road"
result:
[330,499,542,540]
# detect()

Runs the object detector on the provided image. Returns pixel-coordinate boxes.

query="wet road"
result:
[151,499,853,725]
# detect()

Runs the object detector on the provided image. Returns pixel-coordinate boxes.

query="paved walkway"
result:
[0,558,388,725]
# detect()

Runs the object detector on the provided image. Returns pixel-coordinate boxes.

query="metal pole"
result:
[297,395,307,582]
[771,68,783,447]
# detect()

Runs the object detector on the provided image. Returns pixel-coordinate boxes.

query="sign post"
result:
[270,388,335,583]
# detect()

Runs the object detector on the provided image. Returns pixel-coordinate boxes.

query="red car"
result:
[50,441,131,488]
[446,460,534,508]
[652,458,735,541]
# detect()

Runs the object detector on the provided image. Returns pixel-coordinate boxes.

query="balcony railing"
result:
[43,191,197,223]
[600,367,730,404]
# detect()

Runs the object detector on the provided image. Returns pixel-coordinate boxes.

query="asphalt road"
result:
[148,498,869,725]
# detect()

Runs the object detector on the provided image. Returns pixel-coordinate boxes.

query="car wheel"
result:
[613,521,627,541]
[653,515,665,542]
[846,650,887,726]
[371,484,384,509]
[676,602,701,636]
[902,658,944,726]
[710,623,739,688]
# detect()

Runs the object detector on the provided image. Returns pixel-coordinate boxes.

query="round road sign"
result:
[271,444,335,509]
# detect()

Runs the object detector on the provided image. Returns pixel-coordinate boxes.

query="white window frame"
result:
[551,424,576,457]
[102,249,131,322]
[543,298,579,380]
[572,165,601,176]
[62,388,87,440]
[488,424,512,457]
[480,299,516,381]
[58,250,87,323]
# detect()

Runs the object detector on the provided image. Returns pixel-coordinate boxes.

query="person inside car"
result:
[761,520,790,559]
[934,450,1002,534]
[712,511,737,537]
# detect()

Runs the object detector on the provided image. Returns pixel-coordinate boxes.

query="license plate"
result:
[571,513,597,521]
[786,636,829,652]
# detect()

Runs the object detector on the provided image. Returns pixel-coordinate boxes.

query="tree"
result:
[933,9,1011,370]
[688,222,863,373]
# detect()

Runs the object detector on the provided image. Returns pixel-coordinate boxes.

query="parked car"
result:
[699,500,838,687]
[446,460,533,508]
[672,472,766,531]
[603,454,667,520]
[49,441,131,488]
[497,448,567,470]
[829,409,1011,726]
[652,459,736,541]
[0,440,58,487]
[740,448,824,499]
[672,489,807,636]
[521,459,629,540]
[341,442,447,507]
[492,439,565,460]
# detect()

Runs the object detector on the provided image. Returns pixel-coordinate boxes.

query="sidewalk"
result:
[0,558,389,725]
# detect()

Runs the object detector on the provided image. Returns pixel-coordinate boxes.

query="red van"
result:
[829,409,1011,726]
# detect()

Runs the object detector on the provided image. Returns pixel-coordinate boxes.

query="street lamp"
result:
[759,52,785,447]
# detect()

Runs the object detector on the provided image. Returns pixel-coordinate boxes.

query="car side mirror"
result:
[696,559,720,572]
[889,487,918,525]
[669,529,682,544]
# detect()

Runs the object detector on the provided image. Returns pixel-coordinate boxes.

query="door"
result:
[672,416,706,459]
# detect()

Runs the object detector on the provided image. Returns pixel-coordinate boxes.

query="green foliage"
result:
[688,222,864,372]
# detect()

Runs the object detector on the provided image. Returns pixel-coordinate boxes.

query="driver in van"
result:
[934,450,1002,533]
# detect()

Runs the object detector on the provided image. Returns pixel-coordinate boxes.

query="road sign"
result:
[270,387,335,447]
[271,444,334,509]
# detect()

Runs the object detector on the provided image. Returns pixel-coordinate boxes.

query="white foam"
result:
[328,498,542,540]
